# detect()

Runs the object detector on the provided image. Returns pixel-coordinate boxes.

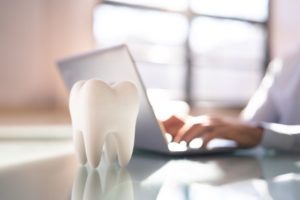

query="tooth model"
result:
[69,80,140,168]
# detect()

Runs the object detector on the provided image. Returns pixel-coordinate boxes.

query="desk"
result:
[0,110,299,200]
[0,140,299,200]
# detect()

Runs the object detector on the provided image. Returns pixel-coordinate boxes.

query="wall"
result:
[0,0,96,109]
[0,0,299,109]
[271,0,300,58]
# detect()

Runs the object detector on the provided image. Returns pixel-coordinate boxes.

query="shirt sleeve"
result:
[240,59,282,123]
[240,57,300,152]
[261,123,300,152]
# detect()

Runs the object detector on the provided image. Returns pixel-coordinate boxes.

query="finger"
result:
[180,124,212,143]
[173,122,189,143]
[162,115,184,137]
[162,115,183,129]
[174,123,210,143]
[202,128,230,148]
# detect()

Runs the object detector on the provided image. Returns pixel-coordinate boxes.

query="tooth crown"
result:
[69,79,140,168]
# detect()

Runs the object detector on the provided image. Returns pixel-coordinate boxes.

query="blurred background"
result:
[1,0,300,115]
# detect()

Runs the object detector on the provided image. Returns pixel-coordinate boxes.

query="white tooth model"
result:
[69,79,140,168]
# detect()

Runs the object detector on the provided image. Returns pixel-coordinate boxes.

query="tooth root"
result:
[115,131,135,167]
[104,133,118,164]
[84,132,105,168]
[74,130,87,165]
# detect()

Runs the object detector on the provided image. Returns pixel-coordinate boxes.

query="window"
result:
[93,0,270,106]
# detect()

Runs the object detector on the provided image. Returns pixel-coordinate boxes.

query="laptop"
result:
[57,44,237,155]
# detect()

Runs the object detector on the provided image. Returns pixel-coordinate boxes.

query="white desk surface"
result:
[0,110,299,200]
[0,139,299,200]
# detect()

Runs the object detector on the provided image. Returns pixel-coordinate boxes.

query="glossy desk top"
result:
[0,109,298,200]
[0,140,299,200]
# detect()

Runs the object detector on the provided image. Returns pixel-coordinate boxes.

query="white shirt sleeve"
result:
[261,123,300,152]
[241,54,300,152]
[240,59,282,123]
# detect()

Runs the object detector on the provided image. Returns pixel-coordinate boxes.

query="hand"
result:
[162,115,264,148]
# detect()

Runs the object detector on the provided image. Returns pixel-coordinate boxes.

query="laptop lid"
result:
[57,44,169,153]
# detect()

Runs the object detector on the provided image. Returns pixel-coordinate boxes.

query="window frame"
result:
[98,0,271,106]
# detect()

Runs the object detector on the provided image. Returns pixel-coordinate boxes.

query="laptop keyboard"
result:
[165,133,203,152]
[165,133,237,152]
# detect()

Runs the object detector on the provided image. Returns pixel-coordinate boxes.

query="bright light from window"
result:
[190,0,269,22]
[190,17,264,104]
[94,5,188,46]
[106,0,188,11]
[94,1,268,104]
[190,17,265,60]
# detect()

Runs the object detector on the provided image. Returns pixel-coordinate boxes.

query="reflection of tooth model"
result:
[69,80,140,167]
[72,166,133,200]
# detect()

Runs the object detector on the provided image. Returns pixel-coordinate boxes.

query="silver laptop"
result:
[57,44,237,155]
